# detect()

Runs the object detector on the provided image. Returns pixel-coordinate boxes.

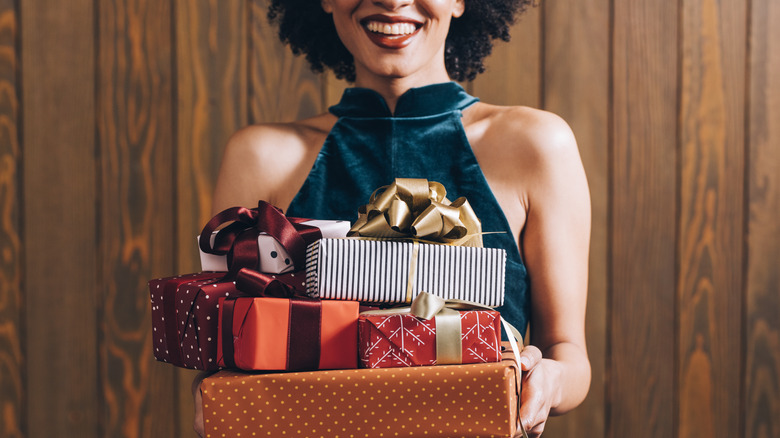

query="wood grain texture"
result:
[0,1,21,437]
[470,3,542,107]
[746,0,780,436]
[324,72,350,110]
[176,0,247,265]
[678,0,746,437]
[97,1,176,436]
[175,0,249,434]
[21,0,99,436]
[610,1,678,437]
[248,0,324,124]
[9,1,780,437]
[541,0,609,436]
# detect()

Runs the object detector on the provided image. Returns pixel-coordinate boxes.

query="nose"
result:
[372,0,413,10]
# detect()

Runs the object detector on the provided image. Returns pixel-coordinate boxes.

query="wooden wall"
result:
[1,0,777,437]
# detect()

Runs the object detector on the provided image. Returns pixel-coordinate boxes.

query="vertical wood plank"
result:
[470,4,542,107]
[248,0,324,124]
[746,0,780,436]
[0,1,21,437]
[97,0,176,436]
[324,72,349,110]
[22,0,99,436]
[611,1,678,437]
[677,0,746,437]
[541,0,609,435]
[174,0,249,434]
[176,0,247,270]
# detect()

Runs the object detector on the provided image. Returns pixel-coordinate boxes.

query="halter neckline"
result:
[329,82,479,118]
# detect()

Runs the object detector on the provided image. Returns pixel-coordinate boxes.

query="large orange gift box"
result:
[200,351,521,438]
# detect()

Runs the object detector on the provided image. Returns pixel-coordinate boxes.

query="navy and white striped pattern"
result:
[306,238,505,306]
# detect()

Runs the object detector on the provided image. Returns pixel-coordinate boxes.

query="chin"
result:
[355,58,429,82]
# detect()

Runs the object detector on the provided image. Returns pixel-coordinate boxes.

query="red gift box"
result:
[217,296,359,371]
[148,270,307,371]
[359,309,502,368]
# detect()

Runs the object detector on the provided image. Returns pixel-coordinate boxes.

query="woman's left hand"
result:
[517,345,564,437]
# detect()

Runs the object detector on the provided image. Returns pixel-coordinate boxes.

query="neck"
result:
[353,67,452,114]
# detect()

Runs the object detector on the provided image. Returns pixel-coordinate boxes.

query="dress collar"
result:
[329,82,479,118]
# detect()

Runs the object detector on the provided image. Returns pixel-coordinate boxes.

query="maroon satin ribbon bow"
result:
[198,200,321,278]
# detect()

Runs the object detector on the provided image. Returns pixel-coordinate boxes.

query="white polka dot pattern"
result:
[148,272,234,371]
[201,354,520,437]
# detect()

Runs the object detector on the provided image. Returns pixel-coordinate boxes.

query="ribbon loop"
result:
[235,268,299,299]
[349,178,483,247]
[409,290,446,320]
[198,200,321,277]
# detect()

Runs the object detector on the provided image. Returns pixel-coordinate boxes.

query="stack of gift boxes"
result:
[148,179,524,438]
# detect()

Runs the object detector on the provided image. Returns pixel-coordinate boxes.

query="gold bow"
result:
[348,178,483,247]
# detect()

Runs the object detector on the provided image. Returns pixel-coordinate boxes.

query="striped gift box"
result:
[305,238,505,306]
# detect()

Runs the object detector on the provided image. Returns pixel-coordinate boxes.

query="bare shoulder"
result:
[465,103,578,170]
[212,113,336,214]
[225,113,334,156]
[462,103,585,238]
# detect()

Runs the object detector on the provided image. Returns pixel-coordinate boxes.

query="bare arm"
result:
[515,111,591,433]
[470,106,592,436]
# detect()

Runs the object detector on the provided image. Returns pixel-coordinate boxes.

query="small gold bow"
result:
[348,178,483,247]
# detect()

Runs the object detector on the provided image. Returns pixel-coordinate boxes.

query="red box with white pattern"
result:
[358,310,502,368]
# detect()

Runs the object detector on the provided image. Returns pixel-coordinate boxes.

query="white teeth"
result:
[366,21,416,36]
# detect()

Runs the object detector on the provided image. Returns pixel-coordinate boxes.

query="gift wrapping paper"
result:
[148,271,307,371]
[201,351,520,438]
[199,219,351,273]
[217,296,359,371]
[359,309,502,368]
[306,238,506,306]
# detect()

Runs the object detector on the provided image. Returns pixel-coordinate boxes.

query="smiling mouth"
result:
[364,21,419,36]
[361,18,421,49]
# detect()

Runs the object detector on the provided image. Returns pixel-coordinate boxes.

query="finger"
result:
[519,412,545,438]
[528,418,546,437]
[519,345,543,371]
[518,382,544,434]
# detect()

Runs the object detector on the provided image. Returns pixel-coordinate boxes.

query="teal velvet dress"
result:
[287,82,530,337]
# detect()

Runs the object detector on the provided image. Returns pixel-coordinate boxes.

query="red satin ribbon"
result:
[234,268,299,298]
[220,298,240,369]
[286,298,322,371]
[198,200,322,278]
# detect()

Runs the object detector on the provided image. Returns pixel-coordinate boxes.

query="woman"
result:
[195,0,591,436]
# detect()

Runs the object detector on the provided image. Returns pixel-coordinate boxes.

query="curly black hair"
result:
[267,1,532,83]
